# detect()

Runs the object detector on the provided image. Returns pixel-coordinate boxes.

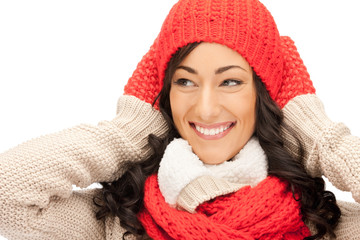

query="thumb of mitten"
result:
[158,138,209,206]
[275,36,316,108]
[123,40,161,108]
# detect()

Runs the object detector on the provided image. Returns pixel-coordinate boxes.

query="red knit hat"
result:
[124,0,315,109]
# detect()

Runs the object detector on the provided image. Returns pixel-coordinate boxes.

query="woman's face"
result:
[170,42,256,165]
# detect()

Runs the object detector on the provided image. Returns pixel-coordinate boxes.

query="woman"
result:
[1,0,359,239]
[120,41,338,239]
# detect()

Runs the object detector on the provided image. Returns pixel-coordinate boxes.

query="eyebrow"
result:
[176,65,247,74]
[176,66,197,74]
[215,65,247,74]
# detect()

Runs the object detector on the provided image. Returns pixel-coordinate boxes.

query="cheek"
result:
[169,90,178,122]
[228,93,257,140]
[243,95,256,124]
[170,90,187,133]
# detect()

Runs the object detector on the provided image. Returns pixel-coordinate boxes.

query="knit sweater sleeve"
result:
[0,95,168,239]
[282,94,360,201]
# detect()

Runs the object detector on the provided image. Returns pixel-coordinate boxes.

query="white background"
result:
[0,1,359,239]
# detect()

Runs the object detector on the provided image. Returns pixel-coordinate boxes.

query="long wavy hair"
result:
[95,42,341,240]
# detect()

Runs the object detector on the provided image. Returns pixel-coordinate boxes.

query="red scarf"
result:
[138,175,311,240]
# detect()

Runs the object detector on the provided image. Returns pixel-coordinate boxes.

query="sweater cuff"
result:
[282,94,332,174]
[282,94,353,177]
[112,95,168,159]
[283,94,333,145]
[177,176,244,213]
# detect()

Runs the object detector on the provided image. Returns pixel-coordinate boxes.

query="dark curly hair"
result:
[94,42,341,240]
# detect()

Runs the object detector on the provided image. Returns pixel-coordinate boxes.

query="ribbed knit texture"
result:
[1,0,360,238]
[282,94,360,202]
[177,176,245,213]
[177,175,360,240]
[0,96,167,240]
[139,175,311,240]
[1,95,360,239]
[158,137,267,209]
[124,0,315,109]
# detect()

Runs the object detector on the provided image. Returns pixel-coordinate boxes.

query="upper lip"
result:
[189,121,235,129]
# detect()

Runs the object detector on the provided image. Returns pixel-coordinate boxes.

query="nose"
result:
[194,86,222,121]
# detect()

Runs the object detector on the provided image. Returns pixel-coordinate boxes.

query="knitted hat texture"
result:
[124,0,315,109]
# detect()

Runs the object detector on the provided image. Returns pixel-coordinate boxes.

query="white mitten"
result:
[158,138,210,206]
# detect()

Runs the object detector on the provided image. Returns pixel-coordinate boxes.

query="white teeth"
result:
[199,127,204,134]
[196,125,201,132]
[194,123,232,136]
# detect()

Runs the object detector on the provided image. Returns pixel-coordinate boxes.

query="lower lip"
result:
[191,123,235,140]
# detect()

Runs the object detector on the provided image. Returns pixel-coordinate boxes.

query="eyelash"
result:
[173,78,195,87]
[220,79,243,87]
[173,79,243,87]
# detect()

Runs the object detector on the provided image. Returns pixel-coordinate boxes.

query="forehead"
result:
[178,42,252,71]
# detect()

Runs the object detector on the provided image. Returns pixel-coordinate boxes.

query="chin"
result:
[194,146,237,165]
[199,155,229,165]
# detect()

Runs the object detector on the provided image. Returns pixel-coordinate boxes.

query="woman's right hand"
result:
[0,95,168,239]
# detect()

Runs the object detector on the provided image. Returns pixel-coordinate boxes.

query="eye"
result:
[173,78,196,87]
[220,79,243,87]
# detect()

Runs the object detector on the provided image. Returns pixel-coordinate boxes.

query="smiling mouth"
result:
[189,121,236,138]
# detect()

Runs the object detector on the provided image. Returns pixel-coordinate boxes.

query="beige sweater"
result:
[0,94,359,239]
